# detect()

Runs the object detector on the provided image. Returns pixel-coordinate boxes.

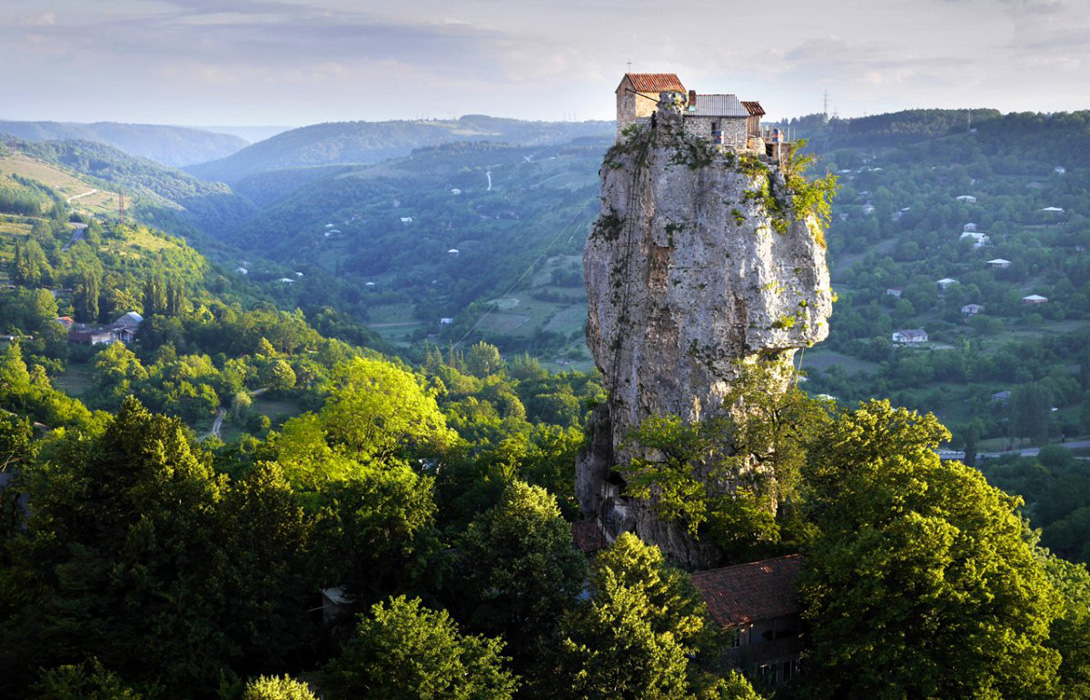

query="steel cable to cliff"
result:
[452,205,590,349]
[605,134,651,398]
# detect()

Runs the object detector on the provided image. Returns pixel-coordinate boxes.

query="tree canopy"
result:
[800,399,1065,699]
[325,594,518,700]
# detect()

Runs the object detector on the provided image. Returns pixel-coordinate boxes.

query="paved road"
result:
[976,439,1090,459]
[937,439,1090,462]
[61,222,88,252]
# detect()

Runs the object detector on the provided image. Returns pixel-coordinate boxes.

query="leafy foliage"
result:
[800,400,1065,699]
[241,675,317,700]
[457,480,587,656]
[549,533,723,699]
[324,595,518,700]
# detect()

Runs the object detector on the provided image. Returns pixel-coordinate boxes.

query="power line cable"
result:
[453,204,592,348]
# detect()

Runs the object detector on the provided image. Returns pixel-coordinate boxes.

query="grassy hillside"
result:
[0,119,248,167]
[187,115,612,185]
[0,147,116,217]
[9,137,257,239]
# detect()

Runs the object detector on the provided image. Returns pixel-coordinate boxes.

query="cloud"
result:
[18,11,55,26]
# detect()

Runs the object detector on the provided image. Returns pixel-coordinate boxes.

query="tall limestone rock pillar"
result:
[577,94,833,567]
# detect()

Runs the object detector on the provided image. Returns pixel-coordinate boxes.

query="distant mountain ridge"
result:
[0,120,248,167]
[186,115,613,185]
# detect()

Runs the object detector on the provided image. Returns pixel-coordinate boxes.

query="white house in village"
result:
[960,231,990,248]
[893,329,929,344]
[1022,294,1048,305]
[114,312,143,330]
[886,287,903,298]
[956,195,977,203]
[1040,206,1064,214]
[936,278,958,291]
[987,258,1012,269]
[961,304,985,316]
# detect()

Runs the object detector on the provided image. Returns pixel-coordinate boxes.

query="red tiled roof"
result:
[690,554,803,627]
[571,519,609,554]
[620,73,685,93]
[741,101,766,117]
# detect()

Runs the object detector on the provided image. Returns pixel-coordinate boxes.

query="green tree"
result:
[241,675,317,700]
[458,480,587,656]
[465,341,505,378]
[73,268,100,323]
[1010,382,1053,446]
[0,413,33,554]
[319,356,456,462]
[799,400,1064,700]
[263,358,297,392]
[11,241,29,284]
[621,363,826,560]
[550,533,720,699]
[34,658,144,700]
[143,275,166,317]
[325,595,518,700]
[1039,552,1090,698]
[310,463,439,605]
[0,398,234,696]
[220,461,313,670]
[28,288,59,330]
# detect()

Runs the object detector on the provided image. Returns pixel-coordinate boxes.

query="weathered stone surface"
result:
[579,119,832,566]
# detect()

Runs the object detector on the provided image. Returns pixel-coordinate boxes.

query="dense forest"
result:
[3,110,1090,697]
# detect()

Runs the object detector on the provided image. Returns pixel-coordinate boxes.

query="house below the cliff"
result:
[571,519,610,555]
[893,328,928,344]
[615,72,774,155]
[690,554,804,686]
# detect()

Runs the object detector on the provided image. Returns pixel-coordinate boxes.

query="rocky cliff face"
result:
[577,105,833,567]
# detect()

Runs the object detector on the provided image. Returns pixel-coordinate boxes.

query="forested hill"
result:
[10,138,257,239]
[788,108,1090,162]
[0,120,248,167]
[186,115,613,185]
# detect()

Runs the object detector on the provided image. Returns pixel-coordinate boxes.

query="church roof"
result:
[690,554,803,627]
[619,73,685,93]
[690,94,748,117]
[741,101,765,116]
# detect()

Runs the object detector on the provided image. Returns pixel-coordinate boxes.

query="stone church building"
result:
[615,72,778,156]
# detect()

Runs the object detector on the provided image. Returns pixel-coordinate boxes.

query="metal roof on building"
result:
[690,94,748,118]
[690,554,803,628]
[619,73,685,93]
[741,101,765,116]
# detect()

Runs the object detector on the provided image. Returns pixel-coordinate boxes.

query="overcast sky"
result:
[2,0,1089,128]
